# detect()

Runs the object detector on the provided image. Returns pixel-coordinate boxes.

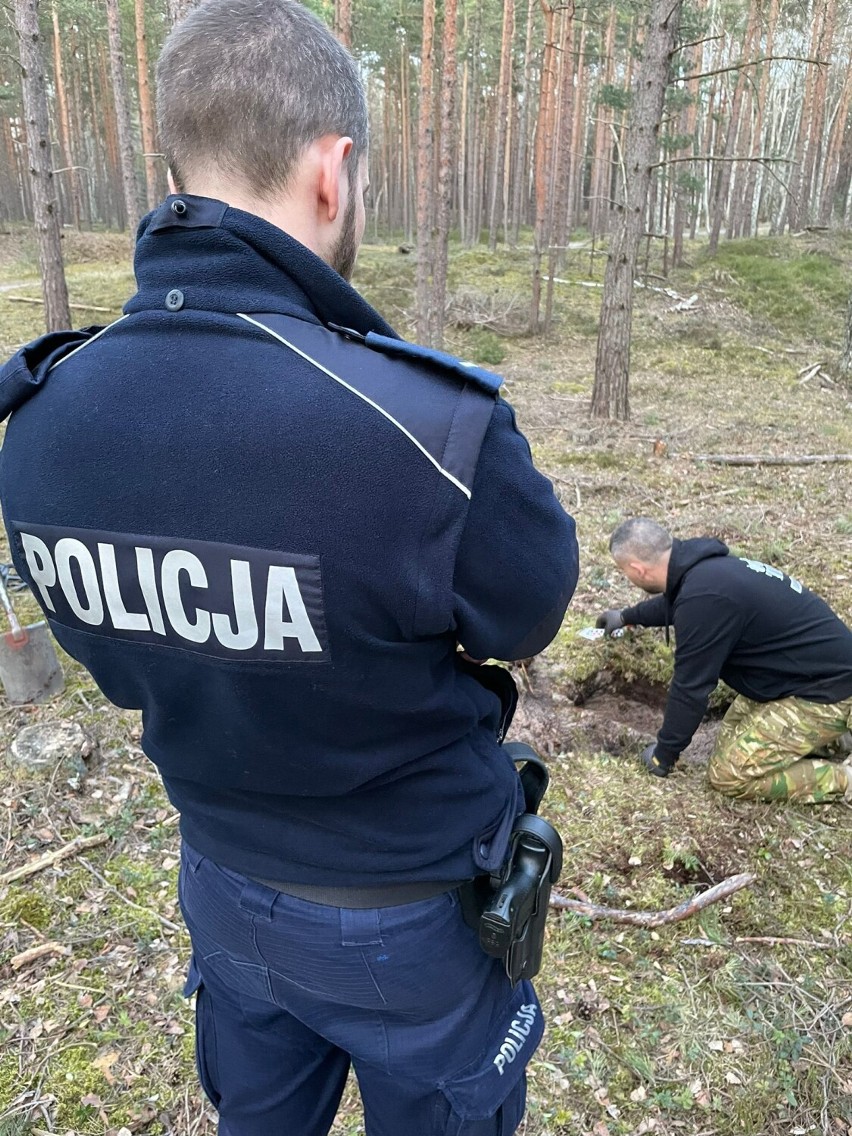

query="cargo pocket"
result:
[184,957,221,1109]
[438,981,543,1135]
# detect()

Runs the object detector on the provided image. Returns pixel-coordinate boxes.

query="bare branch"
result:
[680,55,826,83]
[550,872,756,926]
[674,33,723,52]
[694,453,852,466]
[652,154,793,168]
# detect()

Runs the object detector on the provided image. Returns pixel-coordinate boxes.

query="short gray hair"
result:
[157,0,369,199]
[609,517,673,564]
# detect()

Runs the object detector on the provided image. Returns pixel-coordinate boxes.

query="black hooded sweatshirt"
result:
[621,538,852,767]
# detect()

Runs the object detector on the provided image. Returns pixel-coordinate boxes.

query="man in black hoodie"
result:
[597,518,852,803]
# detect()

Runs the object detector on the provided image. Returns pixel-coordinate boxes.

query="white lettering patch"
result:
[14,522,329,662]
[492,1003,538,1076]
[740,557,803,594]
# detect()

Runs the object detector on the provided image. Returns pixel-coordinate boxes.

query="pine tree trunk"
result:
[819,68,852,224]
[105,0,141,236]
[708,0,760,254]
[135,0,159,210]
[589,6,617,237]
[509,0,536,245]
[838,291,852,383]
[334,0,353,49]
[415,0,436,344]
[51,3,81,229]
[530,0,558,332]
[740,0,777,237]
[430,0,458,347]
[487,0,515,250]
[167,0,197,25]
[14,0,71,331]
[591,0,681,420]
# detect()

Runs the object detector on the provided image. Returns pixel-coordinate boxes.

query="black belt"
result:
[248,876,470,909]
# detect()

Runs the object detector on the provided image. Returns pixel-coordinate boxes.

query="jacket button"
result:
[171,199,188,216]
[165,289,185,311]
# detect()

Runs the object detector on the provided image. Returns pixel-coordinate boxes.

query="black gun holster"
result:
[460,740,563,986]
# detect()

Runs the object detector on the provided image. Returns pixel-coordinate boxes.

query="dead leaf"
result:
[92,1049,120,1084]
[630,1085,647,1103]
[93,1004,111,1023]
[841,1011,852,1028]
[725,1070,743,1085]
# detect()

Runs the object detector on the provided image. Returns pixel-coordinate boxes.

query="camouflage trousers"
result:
[707,693,852,804]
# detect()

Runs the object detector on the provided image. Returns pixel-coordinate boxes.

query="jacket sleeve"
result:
[622,595,668,627]
[452,399,578,662]
[655,592,745,763]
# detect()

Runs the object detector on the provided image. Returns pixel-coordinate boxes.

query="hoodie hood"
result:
[0,326,105,423]
[666,537,729,596]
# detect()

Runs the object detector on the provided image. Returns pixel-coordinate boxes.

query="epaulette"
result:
[327,324,503,396]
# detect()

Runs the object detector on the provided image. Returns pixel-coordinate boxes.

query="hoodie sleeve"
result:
[655,591,746,764]
[622,595,668,627]
[452,399,578,661]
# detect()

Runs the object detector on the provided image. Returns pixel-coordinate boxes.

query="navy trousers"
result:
[178,841,544,1135]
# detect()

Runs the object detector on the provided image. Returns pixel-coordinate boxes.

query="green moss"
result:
[0,888,54,932]
[697,236,850,342]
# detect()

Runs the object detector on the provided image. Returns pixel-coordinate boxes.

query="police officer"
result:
[598,518,852,803]
[0,2,578,1132]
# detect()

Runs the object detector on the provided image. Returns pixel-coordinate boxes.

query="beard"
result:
[329,190,359,282]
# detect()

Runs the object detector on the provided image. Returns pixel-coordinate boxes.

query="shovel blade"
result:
[0,621,65,704]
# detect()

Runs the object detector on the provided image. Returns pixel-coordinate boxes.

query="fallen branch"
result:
[0,832,110,886]
[682,935,834,950]
[693,453,852,466]
[4,295,118,315]
[11,941,70,971]
[550,872,756,927]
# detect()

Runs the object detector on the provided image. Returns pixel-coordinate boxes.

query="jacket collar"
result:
[124,195,398,340]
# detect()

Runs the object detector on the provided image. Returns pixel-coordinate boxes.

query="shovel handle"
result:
[0,575,24,639]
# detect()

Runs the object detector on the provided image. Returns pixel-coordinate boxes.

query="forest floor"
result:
[0,222,851,1136]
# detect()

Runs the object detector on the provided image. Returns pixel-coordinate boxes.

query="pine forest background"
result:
[3,0,852,279]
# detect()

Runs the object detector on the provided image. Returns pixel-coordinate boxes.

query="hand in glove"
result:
[640,743,674,778]
[595,609,625,637]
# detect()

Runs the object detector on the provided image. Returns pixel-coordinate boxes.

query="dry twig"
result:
[10,941,70,971]
[4,294,118,314]
[0,832,110,886]
[693,453,852,466]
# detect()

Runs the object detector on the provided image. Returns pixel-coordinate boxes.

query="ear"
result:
[317,136,354,223]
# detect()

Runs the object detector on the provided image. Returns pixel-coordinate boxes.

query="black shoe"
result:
[640,743,671,778]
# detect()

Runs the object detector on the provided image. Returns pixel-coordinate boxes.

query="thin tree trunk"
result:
[488,0,515,249]
[334,0,353,49]
[135,0,159,210]
[591,0,681,420]
[51,2,81,229]
[740,0,778,237]
[509,0,536,245]
[708,0,760,254]
[430,0,458,347]
[167,0,197,24]
[105,0,142,236]
[530,0,558,332]
[415,0,436,344]
[14,0,71,331]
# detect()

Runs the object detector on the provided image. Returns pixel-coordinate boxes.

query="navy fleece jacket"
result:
[0,196,578,884]
[623,538,852,765]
